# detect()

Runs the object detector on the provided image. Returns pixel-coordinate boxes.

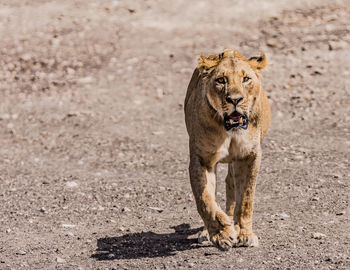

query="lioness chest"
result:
[212,133,259,165]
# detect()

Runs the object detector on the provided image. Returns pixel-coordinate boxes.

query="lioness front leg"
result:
[189,155,237,250]
[232,151,261,247]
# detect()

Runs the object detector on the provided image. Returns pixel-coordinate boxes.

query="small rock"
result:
[111,0,119,7]
[152,130,164,135]
[77,160,84,165]
[149,207,163,213]
[67,68,75,75]
[20,54,32,61]
[156,88,164,99]
[280,212,289,219]
[107,253,115,259]
[328,40,347,50]
[66,181,78,188]
[266,39,277,47]
[62,224,76,228]
[159,186,166,191]
[312,232,326,239]
[17,250,26,255]
[133,99,142,105]
[336,211,345,216]
[311,196,320,201]
[39,207,46,213]
[107,74,115,81]
[294,155,303,160]
[77,76,94,84]
[122,207,131,212]
[7,63,15,71]
[65,232,74,237]
[6,228,11,233]
[1,114,10,120]
[127,57,139,65]
[33,157,40,163]
[56,257,66,263]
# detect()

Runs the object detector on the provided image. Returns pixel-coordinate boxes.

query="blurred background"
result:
[0,0,349,269]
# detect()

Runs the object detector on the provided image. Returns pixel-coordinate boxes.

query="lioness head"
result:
[197,49,267,132]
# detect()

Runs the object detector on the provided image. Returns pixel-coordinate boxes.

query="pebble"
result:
[328,40,347,50]
[7,63,15,71]
[122,207,131,212]
[118,227,125,232]
[1,114,10,120]
[152,130,164,135]
[67,67,75,75]
[156,88,164,99]
[111,0,119,7]
[336,211,345,216]
[266,39,277,47]
[56,257,66,263]
[66,181,78,188]
[77,160,84,165]
[20,54,32,61]
[312,232,326,239]
[39,207,46,213]
[107,253,115,259]
[62,224,77,228]
[65,232,74,237]
[149,207,163,213]
[280,212,289,219]
[17,250,26,255]
[77,76,94,84]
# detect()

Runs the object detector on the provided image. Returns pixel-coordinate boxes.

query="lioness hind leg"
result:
[189,155,237,251]
[232,152,261,247]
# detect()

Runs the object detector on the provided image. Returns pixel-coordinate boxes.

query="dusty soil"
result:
[0,0,349,269]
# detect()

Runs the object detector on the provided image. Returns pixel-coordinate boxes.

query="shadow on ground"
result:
[91,224,205,260]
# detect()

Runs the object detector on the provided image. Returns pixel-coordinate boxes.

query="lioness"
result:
[184,49,270,251]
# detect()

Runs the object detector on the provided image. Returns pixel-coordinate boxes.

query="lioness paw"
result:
[198,228,210,244]
[210,226,237,251]
[234,233,259,247]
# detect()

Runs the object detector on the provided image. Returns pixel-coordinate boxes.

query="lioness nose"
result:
[226,97,243,105]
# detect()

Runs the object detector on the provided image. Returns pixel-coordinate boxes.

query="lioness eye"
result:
[216,77,225,84]
[243,76,251,83]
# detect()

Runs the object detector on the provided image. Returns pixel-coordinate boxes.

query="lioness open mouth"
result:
[224,111,248,131]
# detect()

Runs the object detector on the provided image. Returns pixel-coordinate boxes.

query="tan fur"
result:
[184,49,270,250]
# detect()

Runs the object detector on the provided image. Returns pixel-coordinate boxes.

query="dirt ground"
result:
[0,0,349,269]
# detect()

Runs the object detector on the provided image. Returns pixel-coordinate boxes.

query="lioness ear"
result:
[197,54,219,72]
[248,53,267,71]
